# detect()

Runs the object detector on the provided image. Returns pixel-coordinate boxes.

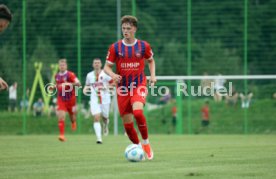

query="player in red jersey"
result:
[104,15,156,160]
[55,59,80,141]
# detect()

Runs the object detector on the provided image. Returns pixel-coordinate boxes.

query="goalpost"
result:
[113,75,276,135]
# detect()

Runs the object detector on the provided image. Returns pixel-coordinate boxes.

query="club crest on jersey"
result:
[118,52,124,58]
[135,51,142,58]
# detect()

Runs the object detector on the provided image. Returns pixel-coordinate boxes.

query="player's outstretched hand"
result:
[0,77,8,91]
[111,74,122,84]
[149,76,157,87]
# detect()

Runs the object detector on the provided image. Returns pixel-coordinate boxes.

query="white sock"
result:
[142,139,149,145]
[93,122,102,141]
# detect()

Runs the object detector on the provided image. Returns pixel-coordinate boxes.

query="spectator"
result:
[201,100,210,128]
[0,77,8,91]
[225,87,239,107]
[158,88,172,105]
[273,92,276,106]
[200,72,212,96]
[213,74,226,102]
[8,82,17,112]
[171,103,177,133]
[20,88,29,111]
[158,89,172,126]
[33,98,44,117]
[196,100,210,134]
[240,92,253,108]
[0,4,12,33]
[48,97,57,117]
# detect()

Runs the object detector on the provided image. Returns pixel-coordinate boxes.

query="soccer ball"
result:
[124,144,145,162]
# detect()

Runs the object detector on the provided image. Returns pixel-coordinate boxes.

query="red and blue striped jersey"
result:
[55,71,77,102]
[106,39,153,88]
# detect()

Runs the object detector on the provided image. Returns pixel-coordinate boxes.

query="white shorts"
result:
[90,102,110,118]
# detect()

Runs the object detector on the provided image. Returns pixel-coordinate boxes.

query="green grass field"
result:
[1,135,276,179]
[1,99,276,135]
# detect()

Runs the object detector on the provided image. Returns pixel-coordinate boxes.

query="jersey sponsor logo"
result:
[120,62,140,69]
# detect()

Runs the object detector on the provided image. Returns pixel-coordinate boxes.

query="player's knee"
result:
[122,114,133,124]
[94,115,101,122]
[94,118,100,122]
[133,110,144,119]
[57,112,65,120]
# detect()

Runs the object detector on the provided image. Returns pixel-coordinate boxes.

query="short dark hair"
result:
[121,15,138,28]
[0,4,12,22]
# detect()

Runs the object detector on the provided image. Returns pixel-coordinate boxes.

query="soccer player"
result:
[200,100,210,131]
[84,58,113,144]
[104,15,156,160]
[0,4,12,91]
[55,59,80,141]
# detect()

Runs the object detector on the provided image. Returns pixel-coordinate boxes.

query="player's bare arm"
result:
[104,63,122,84]
[71,79,81,87]
[147,57,157,86]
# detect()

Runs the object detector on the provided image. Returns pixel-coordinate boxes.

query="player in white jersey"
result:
[84,58,113,144]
